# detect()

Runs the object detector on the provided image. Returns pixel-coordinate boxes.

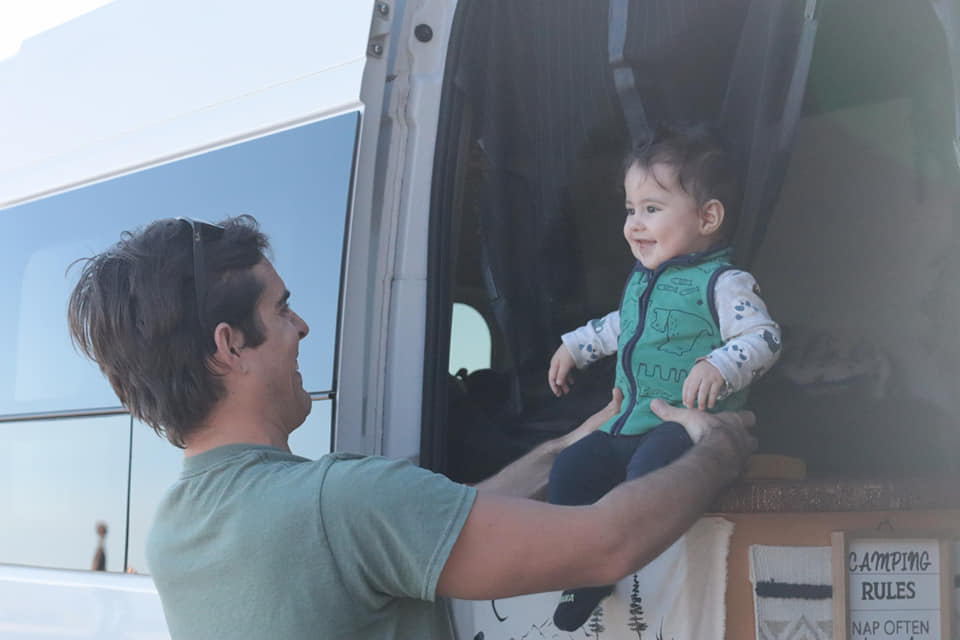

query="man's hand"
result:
[651,398,757,480]
[652,397,756,445]
[681,360,726,409]
[548,345,577,397]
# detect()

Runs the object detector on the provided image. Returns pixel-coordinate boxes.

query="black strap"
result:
[739,0,819,264]
[609,0,651,143]
[732,0,820,266]
[778,0,819,150]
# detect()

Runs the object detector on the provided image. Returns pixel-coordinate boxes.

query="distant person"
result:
[546,124,781,630]
[68,215,755,639]
[91,521,107,571]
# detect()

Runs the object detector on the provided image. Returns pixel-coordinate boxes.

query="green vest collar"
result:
[634,243,733,276]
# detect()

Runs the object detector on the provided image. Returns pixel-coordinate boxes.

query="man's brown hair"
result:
[68,215,270,447]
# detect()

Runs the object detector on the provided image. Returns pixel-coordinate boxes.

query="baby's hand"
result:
[682,360,726,410]
[548,345,576,397]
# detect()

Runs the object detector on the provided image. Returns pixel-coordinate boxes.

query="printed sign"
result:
[833,532,953,640]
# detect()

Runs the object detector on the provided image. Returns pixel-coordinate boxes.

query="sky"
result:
[0,0,112,60]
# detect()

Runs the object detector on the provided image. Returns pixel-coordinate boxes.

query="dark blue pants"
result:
[548,422,694,506]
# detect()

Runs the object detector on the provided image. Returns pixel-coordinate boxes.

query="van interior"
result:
[424,0,960,485]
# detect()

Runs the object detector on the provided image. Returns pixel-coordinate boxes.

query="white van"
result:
[1,0,958,638]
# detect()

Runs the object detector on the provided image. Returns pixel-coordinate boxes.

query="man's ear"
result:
[211,322,245,374]
[699,199,725,236]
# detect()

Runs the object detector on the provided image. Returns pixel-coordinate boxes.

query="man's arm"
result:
[437,401,755,600]
[474,389,623,499]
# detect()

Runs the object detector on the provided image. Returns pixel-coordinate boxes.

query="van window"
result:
[288,401,334,460]
[127,421,182,575]
[0,112,357,417]
[0,112,356,574]
[0,415,129,571]
[448,303,492,375]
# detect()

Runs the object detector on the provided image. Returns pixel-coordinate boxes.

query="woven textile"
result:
[750,545,832,640]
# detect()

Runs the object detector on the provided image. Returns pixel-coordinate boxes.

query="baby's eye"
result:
[645,205,659,214]
[625,207,635,217]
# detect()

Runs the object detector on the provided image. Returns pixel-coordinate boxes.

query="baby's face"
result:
[623,162,714,270]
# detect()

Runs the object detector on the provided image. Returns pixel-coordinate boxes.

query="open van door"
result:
[0,1,391,637]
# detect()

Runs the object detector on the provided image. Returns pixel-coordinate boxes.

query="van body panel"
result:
[371,0,458,461]
[0,565,166,638]
[0,0,375,208]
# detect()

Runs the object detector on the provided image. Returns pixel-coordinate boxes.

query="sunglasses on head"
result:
[177,218,225,333]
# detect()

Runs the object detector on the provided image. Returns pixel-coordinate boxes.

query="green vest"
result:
[600,247,748,436]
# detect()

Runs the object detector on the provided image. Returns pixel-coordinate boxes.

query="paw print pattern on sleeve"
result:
[561,310,621,369]
[578,343,602,362]
[721,343,750,369]
[734,299,755,321]
[589,317,607,334]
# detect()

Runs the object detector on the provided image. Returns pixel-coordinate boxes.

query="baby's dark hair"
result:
[623,123,742,238]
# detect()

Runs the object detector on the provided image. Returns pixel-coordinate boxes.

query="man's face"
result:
[243,260,312,432]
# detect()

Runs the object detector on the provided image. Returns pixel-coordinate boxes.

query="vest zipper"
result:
[609,247,730,436]
[610,264,663,436]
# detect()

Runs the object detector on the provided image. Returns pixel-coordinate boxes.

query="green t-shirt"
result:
[146,444,477,639]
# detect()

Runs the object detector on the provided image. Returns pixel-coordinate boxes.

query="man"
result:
[68,215,755,639]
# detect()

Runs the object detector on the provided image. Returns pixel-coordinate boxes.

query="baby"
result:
[547,125,781,631]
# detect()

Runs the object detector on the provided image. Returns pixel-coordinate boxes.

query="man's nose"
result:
[295,312,310,338]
